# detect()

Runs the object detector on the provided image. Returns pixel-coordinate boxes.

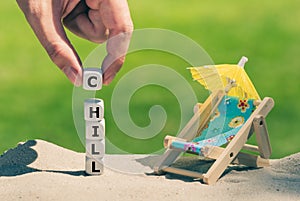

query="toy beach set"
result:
[153,56,274,185]
[82,56,274,185]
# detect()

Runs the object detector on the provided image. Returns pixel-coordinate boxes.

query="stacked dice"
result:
[83,68,105,175]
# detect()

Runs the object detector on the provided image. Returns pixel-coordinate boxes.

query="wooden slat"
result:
[203,121,252,184]
[243,144,259,153]
[163,135,186,148]
[232,152,270,167]
[201,145,223,159]
[162,166,204,179]
[195,92,225,138]
[179,90,224,140]
[253,116,272,159]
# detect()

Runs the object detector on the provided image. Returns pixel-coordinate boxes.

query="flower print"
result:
[238,99,250,112]
[210,109,220,122]
[229,116,245,128]
[184,143,197,152]
[226,135,235,142]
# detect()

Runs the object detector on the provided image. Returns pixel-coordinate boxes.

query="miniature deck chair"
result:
[153,57,274,185]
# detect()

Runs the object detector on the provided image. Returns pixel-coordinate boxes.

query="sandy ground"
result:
[0,139,299,201]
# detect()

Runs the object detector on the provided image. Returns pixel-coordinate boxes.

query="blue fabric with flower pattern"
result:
[192,95,254,146]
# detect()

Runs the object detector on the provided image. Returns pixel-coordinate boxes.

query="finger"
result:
[17,0,82,86]
[96,0,133,84]
[63,1,107,43]
[96,0,133,33]
[102,53,125,85]
[101,32,132,85]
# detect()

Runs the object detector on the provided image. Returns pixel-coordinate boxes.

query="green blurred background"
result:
[0,0,299,158]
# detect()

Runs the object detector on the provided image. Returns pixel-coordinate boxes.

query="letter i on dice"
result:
[83,68,105,175]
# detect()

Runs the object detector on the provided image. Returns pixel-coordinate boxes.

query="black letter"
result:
[91,144,100,155]
[89,107,100,118]
[92,126,99,137]
[88,76,98,87]
[92,161,101,173]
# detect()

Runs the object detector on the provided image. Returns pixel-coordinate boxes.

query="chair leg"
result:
[203,120,252,185]
[253,116,272,159]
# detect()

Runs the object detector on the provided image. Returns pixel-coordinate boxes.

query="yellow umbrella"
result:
[189,57,261,100]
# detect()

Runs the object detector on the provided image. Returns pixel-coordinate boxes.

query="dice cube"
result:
[86,119,105,140]
[85,156,104,175]
[84,98,104,121]
[86,140,105,158]
[83,68,103,90]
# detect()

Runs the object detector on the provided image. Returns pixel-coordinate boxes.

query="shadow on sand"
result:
[0,140,86,177]
[136,155,256,183]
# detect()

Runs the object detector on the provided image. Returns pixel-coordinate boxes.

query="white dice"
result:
[85,120,105,140]
[84,99,104,121]
[86,140,105,158]
[85,156,104,175]
[83,68,103,90]
[83,68,105,175]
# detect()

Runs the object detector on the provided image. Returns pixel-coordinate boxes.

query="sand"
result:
[0,139,299,201]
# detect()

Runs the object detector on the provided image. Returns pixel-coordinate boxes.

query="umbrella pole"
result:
[238,56,248,68]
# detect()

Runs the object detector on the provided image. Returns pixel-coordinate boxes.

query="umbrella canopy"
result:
[189,57,260,100]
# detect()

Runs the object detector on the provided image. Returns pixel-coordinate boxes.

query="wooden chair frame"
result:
[153,90,274,185]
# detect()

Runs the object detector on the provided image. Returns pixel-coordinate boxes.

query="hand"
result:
[16,0,133,86]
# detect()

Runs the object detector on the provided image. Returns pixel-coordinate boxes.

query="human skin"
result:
[16,0,133,86]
